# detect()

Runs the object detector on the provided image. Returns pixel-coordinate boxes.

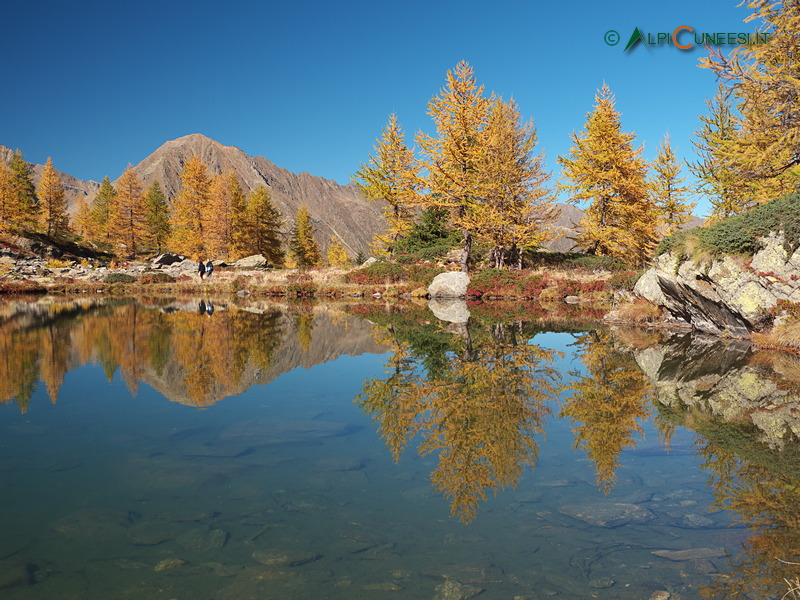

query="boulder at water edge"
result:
[428,272,470,299]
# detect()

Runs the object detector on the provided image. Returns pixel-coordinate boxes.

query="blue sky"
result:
[1,0,761,217]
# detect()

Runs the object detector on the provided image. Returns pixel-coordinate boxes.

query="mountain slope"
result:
[0,144,100,214]
[131,133,384,255]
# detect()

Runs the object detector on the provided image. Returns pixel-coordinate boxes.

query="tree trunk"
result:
[460,232,472,274]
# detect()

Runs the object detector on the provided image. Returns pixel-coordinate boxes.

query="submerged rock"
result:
[652,548,726,561]
[434,578,484,600]
[154,557,187,572]
[251,550,321,567]
[558,502,655,528]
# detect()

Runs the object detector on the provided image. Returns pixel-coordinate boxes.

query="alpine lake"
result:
[1,296,798,600]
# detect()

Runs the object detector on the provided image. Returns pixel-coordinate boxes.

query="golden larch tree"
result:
[558,84,658,266]
[170,156,210,258]
[0,162,17,233]
[326,236,349,267]
[73,197,93,239]
[8,151,39,232]
[689,91,753,222]
[416,61,493,273]
[108,166,147,258]
[700,0,800,204]
[37,157,69,237]
[206,171,241,259]
[651,134,695,236]
[354,113,421,254]
[469,97,556,268]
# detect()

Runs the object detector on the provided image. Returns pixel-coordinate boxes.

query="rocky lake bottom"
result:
[0,298,796,600]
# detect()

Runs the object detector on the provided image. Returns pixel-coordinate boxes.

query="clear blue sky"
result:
[1,0,761,217]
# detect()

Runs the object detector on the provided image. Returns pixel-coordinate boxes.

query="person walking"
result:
[198,259,206,281]
[206,260,214,280]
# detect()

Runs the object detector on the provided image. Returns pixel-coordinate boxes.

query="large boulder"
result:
[634,233,800,338]
[233,254,268,269]
[428,272,470,299]
[153,253,184,266]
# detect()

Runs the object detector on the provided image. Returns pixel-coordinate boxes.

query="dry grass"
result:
[614,299,662,323]
[753,323,800,350]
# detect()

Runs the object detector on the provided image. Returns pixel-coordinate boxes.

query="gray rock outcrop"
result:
[428,272,470,299]
[634,233,800,338]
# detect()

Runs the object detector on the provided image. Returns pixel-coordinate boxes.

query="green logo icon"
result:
[624,27,646,52]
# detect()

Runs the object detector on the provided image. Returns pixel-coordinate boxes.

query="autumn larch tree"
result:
[73,197,93,239]
[0,162,17,233]
[700,0,800,204]
[170,156,210,258]
[37,157,69,238]
[206,171,237,259]
[143,181,170,254]
[558,84,658,266]
[354,113,421,255]
[469,97,556,268]
[651,134,695,236]
[417,61,493,273]
[326,236,349,267]
[689,91,752,222]
[289,204,321,268]
[90,176,117,244]
[8,151,39,232]
[242,185,284,265]
[108,166,147,258]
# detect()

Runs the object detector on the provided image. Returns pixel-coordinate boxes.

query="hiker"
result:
[206,260,214,280]
[198,260,206,280]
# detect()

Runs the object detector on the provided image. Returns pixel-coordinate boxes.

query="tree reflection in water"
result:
[358,318,561,523]
[559,329,654,493]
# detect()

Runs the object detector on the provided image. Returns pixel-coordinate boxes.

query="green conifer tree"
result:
[144,181,171,253]
[289,204,321,268]
[9,151,39,231]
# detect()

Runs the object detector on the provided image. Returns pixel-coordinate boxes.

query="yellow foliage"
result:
[108,166,147,258]
[37,157,69,237]
[354,114,421,254]
[170,155,210,258]
[559,84,658,266]
[326,236,349,267]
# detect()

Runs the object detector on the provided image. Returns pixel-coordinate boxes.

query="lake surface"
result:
[1,296,798,600]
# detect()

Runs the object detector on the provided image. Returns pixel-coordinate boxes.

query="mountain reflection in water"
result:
[0,297,799,599]
[0,296,388,410]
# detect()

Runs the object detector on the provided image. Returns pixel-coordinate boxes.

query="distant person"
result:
[198,260,206,280]
[206,260,214,280]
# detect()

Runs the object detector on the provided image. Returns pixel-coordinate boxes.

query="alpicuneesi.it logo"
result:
[603,26,771,51]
